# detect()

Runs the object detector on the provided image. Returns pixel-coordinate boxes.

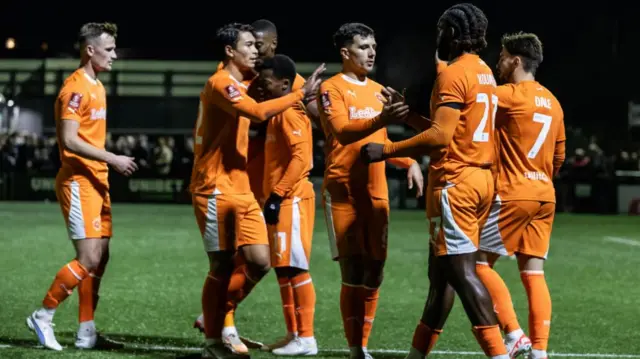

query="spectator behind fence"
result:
[154,136,173,175]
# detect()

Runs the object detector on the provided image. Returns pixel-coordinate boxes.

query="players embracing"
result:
[189,22,323,359]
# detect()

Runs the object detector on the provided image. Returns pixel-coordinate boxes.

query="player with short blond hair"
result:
[26,22,136,351]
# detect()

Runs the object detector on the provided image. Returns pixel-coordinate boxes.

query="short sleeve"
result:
[57,87,87,122]
[433,67,467,107]
[318,81,348,129]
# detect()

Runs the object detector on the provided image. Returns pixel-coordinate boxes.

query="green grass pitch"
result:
[0,202,639,358]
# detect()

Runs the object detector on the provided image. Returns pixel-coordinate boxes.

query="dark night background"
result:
[2,1,640,211]
[2,1,637,150]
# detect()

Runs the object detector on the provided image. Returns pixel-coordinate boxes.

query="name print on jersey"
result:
[477,74,497,87]
[535,96,552,109]
[348,106,381,120]
[90,108,106,121]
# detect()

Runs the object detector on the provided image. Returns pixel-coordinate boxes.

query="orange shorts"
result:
[192,193,268,252]
[427,169,494,256]
[268,197,315,270]
[323,190,389,261]
[480,199,555,259]
[55,178,112,240]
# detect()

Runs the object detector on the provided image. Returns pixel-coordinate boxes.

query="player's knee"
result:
[207,251,235,275]
[242,245,271,274]
[77,251,102,272]
[363,260,385,288]
[339,257,364,285]
[516,253,544,272]
[246,256,271,275]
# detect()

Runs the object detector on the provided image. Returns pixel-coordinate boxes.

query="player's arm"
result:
[320,84,407,145]
[60,120,115,163]
[58,91,137,175]
[381,105,459,159]
[382,129,417,168]
[403,112,432,132]
[271,111,311,197]
[379,69,465,159]
[553,115,566,176]
[212,78,305,123]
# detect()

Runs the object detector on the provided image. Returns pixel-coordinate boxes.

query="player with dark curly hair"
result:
[361,4,510,358]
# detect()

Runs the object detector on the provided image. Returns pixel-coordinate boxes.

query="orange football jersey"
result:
[319,73,411,199]
[55,68,108,186]
[495,81,565,202]
[263,103,314,201]
[190,68,304,196]
[428,53,498,188]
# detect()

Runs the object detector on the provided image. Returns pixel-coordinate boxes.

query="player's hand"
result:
[382,87,405,105]
[360,143,385,164]
[302,63,326,102]
[109,155,138,177]
[263,193,284,225]
[407,162,424,197]
[380,101,410,124]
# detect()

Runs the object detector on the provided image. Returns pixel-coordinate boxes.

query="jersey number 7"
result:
[527,113,552,159]
[473,93,498,143]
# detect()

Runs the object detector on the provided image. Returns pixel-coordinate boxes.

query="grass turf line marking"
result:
[604,236,640,247]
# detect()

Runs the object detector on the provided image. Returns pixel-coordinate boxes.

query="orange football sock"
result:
[476,263,521,334]
[278,276,297,334]
[411,321,442,355]
[78,263,106,323]
[78,273,98,322]
[43,259,89,309]
[223,309,235,328]
[291,272,315,338]
[202,272,230,339]
[340,283,361,347]
[362,286,379,348]
[472,325,508,357]
[521,271,551,351]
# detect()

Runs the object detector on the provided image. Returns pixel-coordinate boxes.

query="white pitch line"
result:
[604,236,640,247]
[3,343,640,358]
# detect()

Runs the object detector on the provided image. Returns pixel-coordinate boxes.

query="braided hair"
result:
[438,3,488,56]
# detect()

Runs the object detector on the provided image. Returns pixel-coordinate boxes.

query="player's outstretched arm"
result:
[60,120,138,176]
[403,112,432,132]
[216,64,326,123]
[360,104,460,163]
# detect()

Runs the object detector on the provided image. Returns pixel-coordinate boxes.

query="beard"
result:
[499,65,516,84]
[437,38,452,61]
